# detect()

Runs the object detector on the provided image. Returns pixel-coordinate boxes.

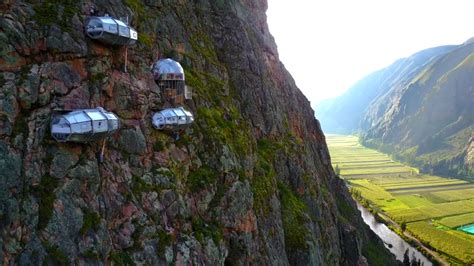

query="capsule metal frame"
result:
[151,107,194,131]
[51,107,120,143]
[85,16,137,46]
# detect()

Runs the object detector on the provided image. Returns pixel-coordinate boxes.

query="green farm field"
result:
[327,135,474,264]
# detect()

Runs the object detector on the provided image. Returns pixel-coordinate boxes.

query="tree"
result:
[334,164,340,175]
[410,252,418,266]
[403,248,410,266]
[401,221,407,232]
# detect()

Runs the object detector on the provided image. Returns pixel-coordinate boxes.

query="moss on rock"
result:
[34,175,58,230]
[43,241,69,265]
[278,182,309,251]
[80,210,101,235]
[187,166,218,191]
[32,0,78,32]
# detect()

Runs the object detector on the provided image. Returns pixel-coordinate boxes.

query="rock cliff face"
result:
[316,42,474,179]
[0,0,394,264]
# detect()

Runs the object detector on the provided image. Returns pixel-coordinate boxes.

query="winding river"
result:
[357,203,432,265]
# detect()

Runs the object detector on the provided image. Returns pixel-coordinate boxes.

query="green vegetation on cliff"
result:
[34,175,58,230]
[31,0,79,33]
[278,182,309,251]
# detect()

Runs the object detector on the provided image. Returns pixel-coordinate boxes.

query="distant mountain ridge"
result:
[315,41,474,178]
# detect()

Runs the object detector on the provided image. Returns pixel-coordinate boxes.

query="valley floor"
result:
[327,135,474,265]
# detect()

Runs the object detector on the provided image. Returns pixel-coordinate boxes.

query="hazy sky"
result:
[266,0,474,105]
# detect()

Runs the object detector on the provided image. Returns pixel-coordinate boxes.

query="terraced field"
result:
[327,135,474,265]
[439,213,474,228]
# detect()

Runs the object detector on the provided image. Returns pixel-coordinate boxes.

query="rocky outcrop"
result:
[0,0,395,265]
[316,41,474,179]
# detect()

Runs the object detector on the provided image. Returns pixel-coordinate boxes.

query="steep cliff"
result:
[316,41,474,179]
[0,0,395,264]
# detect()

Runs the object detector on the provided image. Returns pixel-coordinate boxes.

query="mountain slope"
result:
[0,0,394,265]
[316,45,456,134]
[316,42,474,178]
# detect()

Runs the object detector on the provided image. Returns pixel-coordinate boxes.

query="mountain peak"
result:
[463,36,474,45]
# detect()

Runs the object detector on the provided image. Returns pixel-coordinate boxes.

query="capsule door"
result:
[67,112,92,134]
[101,17,118,34]
[51,117,72,141]
[85,18,104,38]
[116,20,130,38]
[174,108,187,126]
[182,109,194,124]
[152,113,166,129]
[161,109,177,128]
[72,122,93,133]
[107,118,119,131]
[86,110,108,133]
[92,119,108,133]
[165,115,178,126]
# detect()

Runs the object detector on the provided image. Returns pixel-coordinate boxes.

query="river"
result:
[357,203,432,265]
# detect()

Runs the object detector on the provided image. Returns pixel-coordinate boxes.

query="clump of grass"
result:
[34,175,58,230]
[110,251,134,265]
[196,107,251,156]
[138,33,154,48]
[156,230,172,256]
[251,157,276,215]
[124,0,145,18]
[153,140,165,152]
[33,0,78,32]
[80,210,101,235]
[278,182,309,251]
[131,175,154,195]
[43,241,68,265]
[89,72,107,85]
[83,249,100,260]
[187,166,218,191]
[11,112,28,139]
[191,216,223,245]
[0,74,5,87]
